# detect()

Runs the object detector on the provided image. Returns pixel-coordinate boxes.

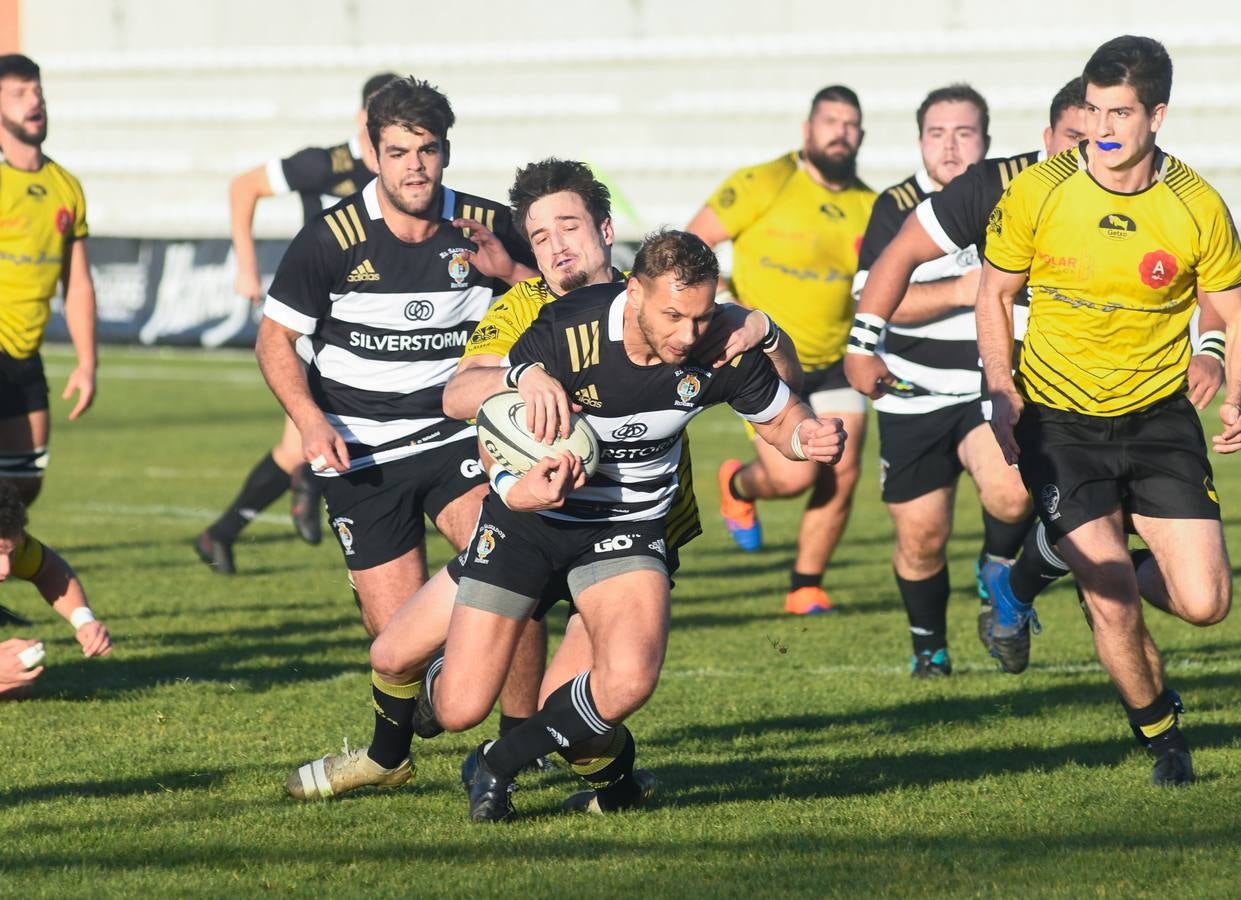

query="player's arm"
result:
[60,238,97,420]
[751,396,846,466]
[0,637,44,694]
[26,542,111,657]
[1186,289,1227,409]
[479,443,586,513]
[229,164,276,304]
[1202,285,1241,452]
[976,261,1028,464]
[451,217,537,286]
[694,303,804,391]
[444,352,575,443]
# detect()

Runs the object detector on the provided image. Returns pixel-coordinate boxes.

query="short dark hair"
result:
[1049,77,1086,128]
[1083,35,1172,113]
[0,482,27,540]
[631,229,719,288]
[362,72,400,106]
[365,76,455,152]
[509,158,612,242]
[809,84,862,120]
[916,84,989,138]
[0,54,40,82]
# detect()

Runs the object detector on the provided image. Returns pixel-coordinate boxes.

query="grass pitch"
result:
[3,346,1241,898]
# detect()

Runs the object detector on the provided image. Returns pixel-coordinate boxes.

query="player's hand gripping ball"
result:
[477,391,600,477]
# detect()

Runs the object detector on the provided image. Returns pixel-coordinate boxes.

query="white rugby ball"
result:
[477,390,600,477]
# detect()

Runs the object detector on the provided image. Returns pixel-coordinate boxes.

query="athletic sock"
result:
[207,453,289,543]
[367,671,420,769]
[896,567,950,656]
[1124,689,1188,753]
[499,714,526,737]
[1009,520,1070,604]
[981,509,1034,563]
[483,671,613,779]
[728,470,753,503]
[789,570,822,592]
[569,725,643,810]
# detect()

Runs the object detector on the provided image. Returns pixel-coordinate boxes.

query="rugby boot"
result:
[462,743,516,822]
[563,768,657,814]
[286,748,412,800]
[910,648,952,678]
[718,459,761,552]
[193,530,236,576]
[984,559,1040,673]
[975,559,995,652]
[1151,747,1195,787]
[784,585,838,615]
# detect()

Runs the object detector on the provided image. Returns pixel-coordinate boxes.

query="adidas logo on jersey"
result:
[347,259,381,282]
[575,384,603,408]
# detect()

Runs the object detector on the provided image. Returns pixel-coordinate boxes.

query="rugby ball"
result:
[476,390,600,477]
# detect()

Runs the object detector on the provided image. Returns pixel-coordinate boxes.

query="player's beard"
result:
[635,304,686,365]
[557,267,591,294]
[805,146,857,184]
[379,174,435,219]
[1,113,46,146]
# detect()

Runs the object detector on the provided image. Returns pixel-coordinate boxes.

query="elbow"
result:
[442,379,469,421]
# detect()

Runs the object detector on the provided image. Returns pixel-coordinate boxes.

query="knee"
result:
[368,635,413,683]
[895,530,947,572]
[1183,588,1230,627]
[982,490,1031,525]
[592,662,660,722]
[435,688,492,734]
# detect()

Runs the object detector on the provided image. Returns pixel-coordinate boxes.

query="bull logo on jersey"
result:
[986,205,1003,238]
[1139,250,1178,290]
[675,373,703,407]
[26,184,46,199]
[448,252,471,287]
[1040,484,1061,520]
[405,299,434,321]
[1098,213,1137,240]
[819,202,845,220]
[332,517,356,556]
[471,325,499,345]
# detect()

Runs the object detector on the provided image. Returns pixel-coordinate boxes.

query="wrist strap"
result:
[1197,330,1225,364]
[789,418,810,461]
[846,312,887,357]
[760,313,782,353]
[70,607,96,630]
[488,462,518,508]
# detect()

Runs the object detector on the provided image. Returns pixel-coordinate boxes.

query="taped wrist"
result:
[846,313,886,356]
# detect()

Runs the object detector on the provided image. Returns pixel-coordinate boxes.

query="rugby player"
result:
[0,481,112,699]
[256,76,531,640]
[976,35,1241,785]
[847,85,1031,677]
[0,54,97,506]
[687,85,874,614]
[284,161,796,807]
[421,230,846,821]
[847,77,1227,674]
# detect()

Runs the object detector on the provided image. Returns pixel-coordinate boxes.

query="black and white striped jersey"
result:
[852,168,982,415]
[263,178,518,473]
[506,283,790,524]
[266,136,374,224]
[918,150,1042,344]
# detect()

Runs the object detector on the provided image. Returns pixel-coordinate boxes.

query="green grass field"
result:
[3,345,1241,898]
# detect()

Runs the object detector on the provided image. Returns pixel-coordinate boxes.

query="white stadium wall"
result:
[20,0,1241,344]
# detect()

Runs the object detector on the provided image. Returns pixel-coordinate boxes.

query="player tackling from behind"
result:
[419,230,846,821]
[977,35,1241,785]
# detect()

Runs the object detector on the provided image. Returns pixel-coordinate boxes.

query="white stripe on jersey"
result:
[315,346,460,395]
[873,352,981,415]
[915,198,961,254]
[742,382,789,423]
[326,412,466,448]
[264,296,317,335]
[328,286,493,331]
[909,248,979,283]
[884,312,980,343]
[266,158,291,196]
[314,427,476,477]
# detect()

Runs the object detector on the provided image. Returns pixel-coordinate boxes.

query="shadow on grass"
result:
[1,766,231,804]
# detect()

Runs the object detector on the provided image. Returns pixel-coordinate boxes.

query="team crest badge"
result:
[449,252,470,287]
[675,373,702,407]
[473,525,503,564]
[332,517,355,556]
[1040,484,1061,519]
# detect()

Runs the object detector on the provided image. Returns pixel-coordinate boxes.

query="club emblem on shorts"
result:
[448,252,470,287]
[1040,484,1061,520]
[675,373,702,407]
[474,526,502,564]
[1204,476,1219,505]
[332,517,356,556]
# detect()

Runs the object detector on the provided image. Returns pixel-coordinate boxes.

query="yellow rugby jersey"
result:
[986,147,1241,416]
[9,532,46,581]
[0,159,89,359]
[463,272,702,551]
[708,152,875,370]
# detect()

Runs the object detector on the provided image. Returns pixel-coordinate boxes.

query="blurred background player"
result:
[687,85,874,615]
[0,53,97,507]
[0,481,112,699]
[195,72,398,573]
[850,84,1033,677]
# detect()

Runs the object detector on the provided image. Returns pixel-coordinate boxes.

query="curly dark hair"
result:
[631,229,719,288]
[0,481,28,540]
[365,76,455,152]
[509,158,612,242]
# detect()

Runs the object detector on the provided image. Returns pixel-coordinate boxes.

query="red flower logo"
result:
[1138,250,1178,289]
[54,207,72,235]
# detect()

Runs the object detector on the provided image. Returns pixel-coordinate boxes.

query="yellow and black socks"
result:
[484,671,613,779]
[368,671,421,769]
[897,566,950,655]
[208,453,290,543]
[569,725,643,810]
[1125,689,1188,754]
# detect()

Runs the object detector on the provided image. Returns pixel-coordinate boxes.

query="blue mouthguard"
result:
[1096,141,1122,151]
